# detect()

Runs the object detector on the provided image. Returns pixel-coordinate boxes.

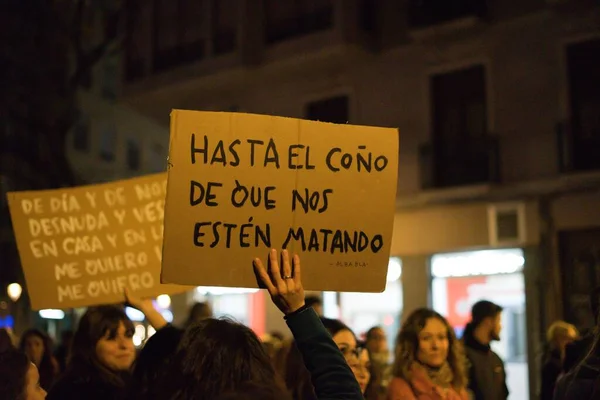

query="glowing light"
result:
[39,309,65,320]
[160,310,174,323]
[387,258,402,282]
[7,283,22,302]
[195,287,260,296]
[125,307,145,322]
[147,326,156,338]
[133,334,143,347]
[156,294,171,309]
[431,249,525,278]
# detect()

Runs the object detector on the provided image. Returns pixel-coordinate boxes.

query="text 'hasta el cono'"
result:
[190,134,390,173]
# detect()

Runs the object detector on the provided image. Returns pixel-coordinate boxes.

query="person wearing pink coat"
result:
[387,309,470,400]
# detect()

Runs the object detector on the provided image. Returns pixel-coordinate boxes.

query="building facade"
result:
[121,1,600,398]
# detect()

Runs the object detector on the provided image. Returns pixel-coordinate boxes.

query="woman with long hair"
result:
[47,291,166,400]
[0,348,47,399]
[283,315,372,398]
[19,329,59,390]
[155,317,286,399]
[387,308,469,399]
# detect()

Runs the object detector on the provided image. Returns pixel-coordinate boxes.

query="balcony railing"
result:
[265,5,334,44]
[407,0,487,29]
[557,120,600,173]
[419,135,500,189]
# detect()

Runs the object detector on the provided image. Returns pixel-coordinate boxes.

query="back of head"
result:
[158,318,279,399]
[0,349,29,400]
[470,300,503,328]
[130,325,183,400]
[214,381,292,400]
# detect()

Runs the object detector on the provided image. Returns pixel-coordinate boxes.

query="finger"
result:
[253,258,277,294]
[292,254,302,286]
[281,249,292,280]
[268,249,285,288]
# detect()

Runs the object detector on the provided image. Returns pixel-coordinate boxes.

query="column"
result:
[400,254,430,320]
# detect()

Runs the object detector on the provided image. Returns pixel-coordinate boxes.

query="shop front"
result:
[430,248,528,400]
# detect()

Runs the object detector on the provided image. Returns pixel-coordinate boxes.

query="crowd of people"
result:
[2,250,600,399]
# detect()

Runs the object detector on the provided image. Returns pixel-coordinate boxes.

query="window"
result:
[264,0,333,44]
[101,56,119,101]
[423,65,497,188]
[149,143,166,172]
[153,0,206,72]
[99,121,116,161]
[565,38,600,171]
[407,0,487,29]
[127,139,141,170]
[125,0,146,82]
[73,111,90,152]
[212,0,238,55]
[306,95,349,124]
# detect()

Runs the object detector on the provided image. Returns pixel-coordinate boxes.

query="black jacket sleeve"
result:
[286,306,364,400]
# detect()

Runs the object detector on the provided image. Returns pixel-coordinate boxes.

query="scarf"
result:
[415,360,454,388]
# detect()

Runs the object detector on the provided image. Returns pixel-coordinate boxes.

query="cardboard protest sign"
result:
[7,174,190,310]
[161,110,399,292]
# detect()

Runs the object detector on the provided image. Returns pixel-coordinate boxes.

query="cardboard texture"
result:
[162,110,399,292]
[6,173,190,310]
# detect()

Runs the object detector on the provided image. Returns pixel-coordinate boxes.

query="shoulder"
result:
[387,377,415,398]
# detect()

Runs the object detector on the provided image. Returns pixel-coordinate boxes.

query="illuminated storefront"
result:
[430,248,528,400]
[324,257,403,349]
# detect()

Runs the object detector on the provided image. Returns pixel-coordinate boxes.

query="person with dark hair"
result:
[563,286,600,373]
[0,349,47,399]
[20,329,60,391]
[214,381,293,400]
[156,317,287,399]
[54,330,73,373]
[47,291,166,400]
[129,325,183,400]
[254,249,364,400]
[284,317,372,399]
[462,300,508,400]
[305,295,323,316]
[0,328,15,352]
[388,308,469,399]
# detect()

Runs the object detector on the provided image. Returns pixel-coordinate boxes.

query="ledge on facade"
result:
[396,169,600,210]
[408,16,486,42]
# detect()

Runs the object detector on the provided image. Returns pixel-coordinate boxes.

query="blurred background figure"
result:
[19,329,59,391]
[259,332,284,363]
[183,302,213,330]
[364,326,391,399]
[54,330,74,373]
[305,296,323,316]
[0,349,48,400]
[540,321,578,399]
[563,287,600,374]
[0,328,15,352]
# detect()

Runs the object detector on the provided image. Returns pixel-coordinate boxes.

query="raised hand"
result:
[253,249,305,315]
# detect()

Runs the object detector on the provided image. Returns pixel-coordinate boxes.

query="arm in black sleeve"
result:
[285,306,364,400]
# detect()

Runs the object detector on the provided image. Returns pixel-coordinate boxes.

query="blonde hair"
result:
[392,308,468,390]
[546,321,578,348]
